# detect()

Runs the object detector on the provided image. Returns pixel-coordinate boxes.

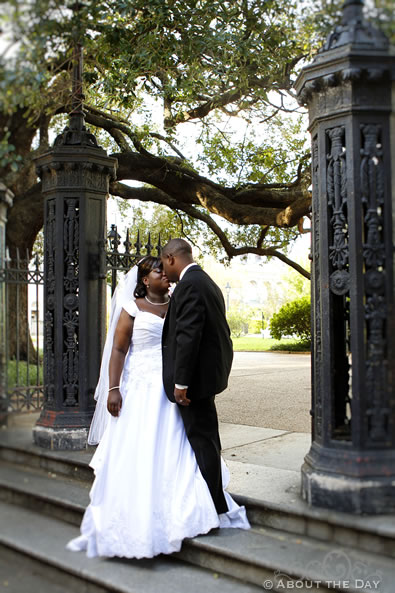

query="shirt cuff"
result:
[175,384,188,389]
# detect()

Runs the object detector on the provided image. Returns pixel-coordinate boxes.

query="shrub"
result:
[248,318,267,334]
[269,296,311,341]
[226,310,245,338]
[269,339,311,352]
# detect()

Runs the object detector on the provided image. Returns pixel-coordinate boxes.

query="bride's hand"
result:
[107,389,122,417]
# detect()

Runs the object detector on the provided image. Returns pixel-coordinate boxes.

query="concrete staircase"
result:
[0,428,395,593]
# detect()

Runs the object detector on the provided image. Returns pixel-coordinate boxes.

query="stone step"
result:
[0,428,94,482]
[233,492,395,561]
[0,500,262,593]
[0,460,88,526]
[222,455,395,560]
[1,461,394,592]
[0,545,78,593]
[2,430,395,562]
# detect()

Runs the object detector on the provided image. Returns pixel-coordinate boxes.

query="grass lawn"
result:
[232,336,310,352]
[6,360,44,388]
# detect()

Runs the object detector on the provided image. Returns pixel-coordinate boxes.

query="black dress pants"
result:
[178,395,228,515]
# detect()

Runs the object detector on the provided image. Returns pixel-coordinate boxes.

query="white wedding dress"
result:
[67,300,249,559]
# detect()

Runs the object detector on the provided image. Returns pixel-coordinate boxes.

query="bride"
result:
[67,255,249,559]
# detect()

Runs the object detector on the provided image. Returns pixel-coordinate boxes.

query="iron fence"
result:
[1,227,162,415]
[106,226,162,294]
[0,250,44,414]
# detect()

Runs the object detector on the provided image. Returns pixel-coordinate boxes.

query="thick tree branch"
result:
[109,128,132,152]
[165,87,245,128]
[85,110,312,220]
[111,150,312,227]
[84,109,152,156]
[111,182,311,279]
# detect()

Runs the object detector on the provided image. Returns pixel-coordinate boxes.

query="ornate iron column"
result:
[295,0,395,513]
[33,43,117,449]
[0,184,14,426]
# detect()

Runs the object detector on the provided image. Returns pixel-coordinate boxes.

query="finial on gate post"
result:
[307,0,388,56]
[54,1,98,147]
[341,0,364,24]
[69,1,84,132]
[69,42,85,133]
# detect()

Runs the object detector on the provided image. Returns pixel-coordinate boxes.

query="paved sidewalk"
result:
[217,351,311,433]
[220,421,310,505]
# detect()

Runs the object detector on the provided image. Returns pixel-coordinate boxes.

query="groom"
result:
[161,239,233,514]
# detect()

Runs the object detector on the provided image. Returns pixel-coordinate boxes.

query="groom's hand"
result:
[174,387,191,406]
[107,389,122,416]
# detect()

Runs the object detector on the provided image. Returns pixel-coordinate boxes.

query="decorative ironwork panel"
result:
[326,125,351,439]
[360,124,389,444]
[63,199,79,406]
[327,127,349,292]
[44,199,56,405]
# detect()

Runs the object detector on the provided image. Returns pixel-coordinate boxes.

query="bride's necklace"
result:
[145,295,170,306]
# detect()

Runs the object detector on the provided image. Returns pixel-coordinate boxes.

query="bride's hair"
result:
[133,256,162,298]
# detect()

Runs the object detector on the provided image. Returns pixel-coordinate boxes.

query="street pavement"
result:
[217,351,311,433]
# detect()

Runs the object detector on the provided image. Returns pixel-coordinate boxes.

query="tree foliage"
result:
[3,0,384,276]
[269,296,311,341]
[226,303,264,337]
[226,309,245,339]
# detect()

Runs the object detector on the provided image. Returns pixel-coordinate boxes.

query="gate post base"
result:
[33,425,89,450]
[302,451,395,515]
[33,408,93,450]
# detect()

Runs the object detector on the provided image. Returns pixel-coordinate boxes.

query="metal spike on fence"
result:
[124,229,131,254]
[134,230,142,256]
[146,232,153,255]
[156,233,162,256]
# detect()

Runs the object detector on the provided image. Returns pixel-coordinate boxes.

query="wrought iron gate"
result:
[1,228,161,416]
[106,226,162,294]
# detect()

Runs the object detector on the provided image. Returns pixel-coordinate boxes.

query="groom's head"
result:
[161,239,194,282]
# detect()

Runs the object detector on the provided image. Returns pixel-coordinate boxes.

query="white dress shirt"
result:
[179,262,196,280]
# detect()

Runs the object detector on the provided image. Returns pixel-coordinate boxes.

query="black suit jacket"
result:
[162,265,233,403]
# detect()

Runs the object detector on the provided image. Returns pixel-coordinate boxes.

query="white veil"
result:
[88,265,139,445]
